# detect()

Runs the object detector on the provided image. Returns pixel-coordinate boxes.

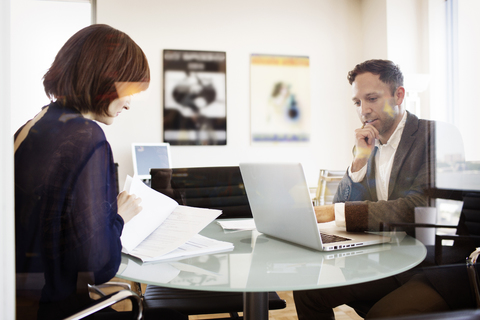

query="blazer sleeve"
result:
[342,155,429,234]
[334,116,432,235]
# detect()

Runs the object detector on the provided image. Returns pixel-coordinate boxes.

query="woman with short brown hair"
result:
[14,24,185,320]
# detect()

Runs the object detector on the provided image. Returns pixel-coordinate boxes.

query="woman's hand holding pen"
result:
[351,123,379,172]
[117,191,142,223]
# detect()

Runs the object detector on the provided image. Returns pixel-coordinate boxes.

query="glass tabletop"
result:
[116,219,427,293]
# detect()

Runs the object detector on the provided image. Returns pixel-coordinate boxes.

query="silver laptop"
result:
[239,162,391,251]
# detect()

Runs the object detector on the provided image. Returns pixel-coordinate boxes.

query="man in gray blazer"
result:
[294,60,448,319]
[333,109,431,236]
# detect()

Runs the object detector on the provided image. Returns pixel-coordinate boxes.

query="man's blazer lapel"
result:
[388,112,419,198]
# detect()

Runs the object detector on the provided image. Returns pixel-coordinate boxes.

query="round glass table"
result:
[116,219,426,319]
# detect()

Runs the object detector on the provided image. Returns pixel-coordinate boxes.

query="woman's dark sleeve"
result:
[71,138,124,285]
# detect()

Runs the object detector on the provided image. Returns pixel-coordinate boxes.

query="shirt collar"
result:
[375,112,407,150]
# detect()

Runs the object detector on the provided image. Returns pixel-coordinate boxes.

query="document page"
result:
[128,205,223,261]
[136,234,234,262]
[216,219,256,231]
[121,175,178,252]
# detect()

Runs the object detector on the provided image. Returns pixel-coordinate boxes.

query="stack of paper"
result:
[121,175,234,262]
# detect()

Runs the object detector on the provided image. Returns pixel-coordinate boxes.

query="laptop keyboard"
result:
[320,232,351,244]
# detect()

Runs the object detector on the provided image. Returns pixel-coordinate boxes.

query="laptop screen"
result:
[132,143,171,180]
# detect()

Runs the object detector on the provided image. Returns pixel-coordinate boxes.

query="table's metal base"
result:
[243,292,268,320]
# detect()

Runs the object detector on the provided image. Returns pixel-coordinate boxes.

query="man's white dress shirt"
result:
[334,112,407,227]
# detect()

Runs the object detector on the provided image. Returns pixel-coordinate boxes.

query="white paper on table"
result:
[137,233,234,262]
[127,205,223,261]
[216,219,256,231]
[121,175,179,252]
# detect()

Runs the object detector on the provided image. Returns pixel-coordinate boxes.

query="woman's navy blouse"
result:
[15,101,124,310]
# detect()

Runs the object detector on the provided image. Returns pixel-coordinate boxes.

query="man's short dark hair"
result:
[43,24,150,116]
[347,59,403,96]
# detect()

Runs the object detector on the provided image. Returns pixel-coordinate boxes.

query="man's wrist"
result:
[351,158,368,172]
[348,161,367,183]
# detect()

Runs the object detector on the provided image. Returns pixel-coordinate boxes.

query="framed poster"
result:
[163,50,227,145]
[250,54,310,144]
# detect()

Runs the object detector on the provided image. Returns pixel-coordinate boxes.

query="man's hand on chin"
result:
[314,204,335,223]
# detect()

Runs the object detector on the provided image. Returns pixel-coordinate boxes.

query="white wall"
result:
[457,0,480,161]
[10,0,91,132]
[387,0,432,119]
[361,0,447,123]
[387,0,429,74]
[427,0,447,122]
[96,0,363,188]
[1,0,15,318]
[360,0,388,60]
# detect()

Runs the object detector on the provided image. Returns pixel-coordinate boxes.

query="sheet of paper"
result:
[216,219,256,231]
[127,205,223,261]
[139,234,234,262]
[121,175,179,252]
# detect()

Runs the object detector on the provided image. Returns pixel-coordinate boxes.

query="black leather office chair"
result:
[16,272,143,320]
[140,166,286,319]
[375,309,480,320]
[382,192,480,266]
[349,193,480,318]
[150,166,253,219]
[432,193,480,265]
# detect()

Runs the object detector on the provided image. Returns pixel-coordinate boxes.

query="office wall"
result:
[387,0,429,74]
[96,0,364,187]
[360,0,388,60]
[387,0,432,119]
[1,0,15,318]
[9,0,91,133]
[427,0,447,122]
[457,0,480,161]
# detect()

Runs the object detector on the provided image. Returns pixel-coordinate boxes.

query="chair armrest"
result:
[88,282,132,297]
[467,248,480,265]
[322,176,343,182]
[467,248,480,308]
[63,290,143,320]
[133,281,144,298]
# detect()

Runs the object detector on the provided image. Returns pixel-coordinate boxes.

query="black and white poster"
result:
[163,50,226,145]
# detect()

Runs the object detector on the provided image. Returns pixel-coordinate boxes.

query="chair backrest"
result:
[313,169,344,206]
[150,166,253,219]
[458,193,480,238]
[435,192,480,265]
[458,193,480,309]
